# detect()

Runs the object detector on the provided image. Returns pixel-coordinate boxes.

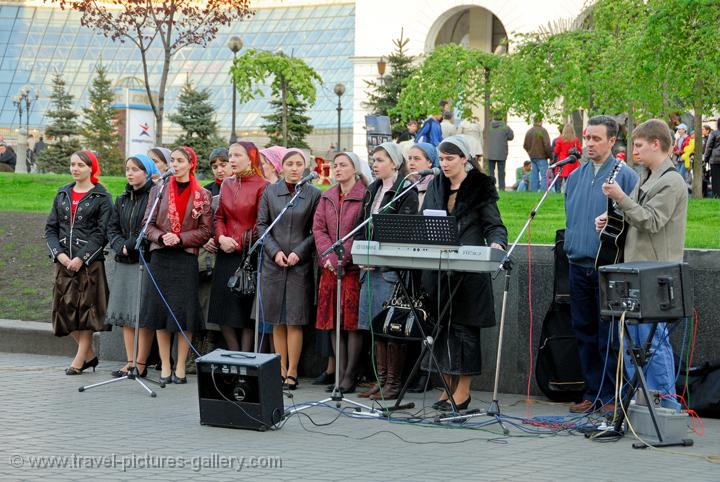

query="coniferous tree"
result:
[37,72,82,173]
[262,95,313,149]
[81,64,123,175]
[168,80,224,176]
[363,29,417,137]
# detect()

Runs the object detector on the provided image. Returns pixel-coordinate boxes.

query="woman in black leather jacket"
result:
[105,154,159,378]
[44,150,113,375]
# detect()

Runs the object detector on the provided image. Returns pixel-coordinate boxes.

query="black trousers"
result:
[711,163,720,198]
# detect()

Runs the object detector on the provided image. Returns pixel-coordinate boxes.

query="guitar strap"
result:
[637,166,677,205]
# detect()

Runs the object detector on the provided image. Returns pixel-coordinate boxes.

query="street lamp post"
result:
[376,56,386,85]
[334,83,345,152]
[228,36,243,144]
[12,86,39,173]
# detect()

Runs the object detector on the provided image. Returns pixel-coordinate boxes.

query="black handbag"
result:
[228,230,257,297]
[371,279,431,341]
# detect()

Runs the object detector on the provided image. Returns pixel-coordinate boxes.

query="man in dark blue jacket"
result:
[415,113,443,146]
[564,115,638,413]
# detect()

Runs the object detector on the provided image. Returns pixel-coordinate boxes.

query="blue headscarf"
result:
[129,153,160,179]
[412,142,440,168]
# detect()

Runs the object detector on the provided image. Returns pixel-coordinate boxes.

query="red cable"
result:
[682,309,699,400]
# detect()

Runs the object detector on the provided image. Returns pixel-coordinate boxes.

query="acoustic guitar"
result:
[595,160,627,270]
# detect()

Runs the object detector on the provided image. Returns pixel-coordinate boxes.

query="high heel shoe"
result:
[171,372,187,384]
[82,357,99,372]
[285,376,298,391]
[435,396,471,412]
[159,372,173,384]
[65,366,83,375]
[111,361,133,378]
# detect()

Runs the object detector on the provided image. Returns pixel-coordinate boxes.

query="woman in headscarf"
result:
[259,146,286,185]
[421,136,507,411]
[148,147,172,179]
[256,148,321,389]
[106,154,159,378]
[209,141,268,352]
[44,150,113,375]
[357,142,418,399]
[314,152,369,393]
[406,142,439,207]
[139,146,212,384]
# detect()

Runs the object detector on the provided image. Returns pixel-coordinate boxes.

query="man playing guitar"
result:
[597,118,688,409]
[564,116,638,414]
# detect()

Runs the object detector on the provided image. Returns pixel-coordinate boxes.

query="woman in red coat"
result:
[313,152,368,392]
[553,123,582,192]
[209,141,268,352]
[139,146,212,384]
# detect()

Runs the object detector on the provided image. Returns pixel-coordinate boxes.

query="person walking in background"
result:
[524,115,553,192]
[45,150,113,375]
[0,141,16,172]
[441,110,457,139]
[485,112,514,190]
[672,123,690,182]
[415,112,443,146]
[398,120,419,142]
[458,113,484,171]
[553,123,582,193]
[703,119,720,198]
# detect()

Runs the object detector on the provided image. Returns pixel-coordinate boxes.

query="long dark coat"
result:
[257,180,322,325]
[421,168,508,327]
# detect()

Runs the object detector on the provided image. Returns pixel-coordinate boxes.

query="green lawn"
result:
[1,173,719,248]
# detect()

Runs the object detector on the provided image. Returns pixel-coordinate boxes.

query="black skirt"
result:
[207,251,254,329]
[423,323,482,376]
[140,249,203,332]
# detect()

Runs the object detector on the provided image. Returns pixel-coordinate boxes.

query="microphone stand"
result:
[80,178,170,397]
[246,183,307,353]
[288,173,426,418]
[439,170,562,430]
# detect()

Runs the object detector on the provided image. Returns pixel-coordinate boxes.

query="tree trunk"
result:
[280,74,288,146]
[627,103,635,167]
[692,82,704,199]
[155,45,173,146]
[483,67,490,159]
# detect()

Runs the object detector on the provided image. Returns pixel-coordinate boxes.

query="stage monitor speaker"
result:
[196,349,284,431]
[599,261,692,321]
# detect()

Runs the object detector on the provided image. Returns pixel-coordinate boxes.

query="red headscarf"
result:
[167,146,205,235]
[77,150,101,184]
[236,141,263,177]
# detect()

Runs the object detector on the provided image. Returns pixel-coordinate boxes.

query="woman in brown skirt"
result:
[44,150,113,375]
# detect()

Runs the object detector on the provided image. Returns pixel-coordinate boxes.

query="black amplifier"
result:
[599,262,692,321]
[196,349,284,431]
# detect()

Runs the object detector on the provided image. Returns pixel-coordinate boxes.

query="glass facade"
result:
[0,2,355,136]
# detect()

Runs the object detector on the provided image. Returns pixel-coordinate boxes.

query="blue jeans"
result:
[624,322,680,410]
[530,158,548,192]
[517,180,528,192]
[569,264,617,404]
[488,159,506,190]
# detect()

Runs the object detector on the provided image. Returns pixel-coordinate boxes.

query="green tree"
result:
[168,80,224,175]
[363,29,417,137]
[81,64,123,175]
[262,96,312,149]
[37,72,82,174]
[637,0,720,198]
[230,49,322,147]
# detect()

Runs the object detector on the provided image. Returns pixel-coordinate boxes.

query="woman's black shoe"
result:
[65,366,83,376]
[172,373,187,384]
[312,371,335,385]
[111,361,132,378]
[82,357,99,373]
[285,376,298,391]
[159,374,173,384]
[339,383,356,394]
[435,396,471,412]
[432,398,449,410]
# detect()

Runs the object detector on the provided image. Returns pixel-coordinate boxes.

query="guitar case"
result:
[535,229,586,402]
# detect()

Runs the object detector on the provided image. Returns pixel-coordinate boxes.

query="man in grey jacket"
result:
[597,118,687,410]
[485,113,514,190]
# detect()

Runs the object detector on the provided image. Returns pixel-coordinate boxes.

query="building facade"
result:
[1,0,588,167]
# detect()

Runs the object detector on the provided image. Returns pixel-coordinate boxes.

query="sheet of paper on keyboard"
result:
[423,209,447,217]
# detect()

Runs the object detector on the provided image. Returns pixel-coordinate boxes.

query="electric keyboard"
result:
[351,240,505,273]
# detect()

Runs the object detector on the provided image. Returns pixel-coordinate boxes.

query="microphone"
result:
[295,171,319,187]
[159,167,175,181]
[413,167,441,177]
[548,154,578,170]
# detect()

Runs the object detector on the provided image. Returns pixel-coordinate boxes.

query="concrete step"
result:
[0,319,102,359]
